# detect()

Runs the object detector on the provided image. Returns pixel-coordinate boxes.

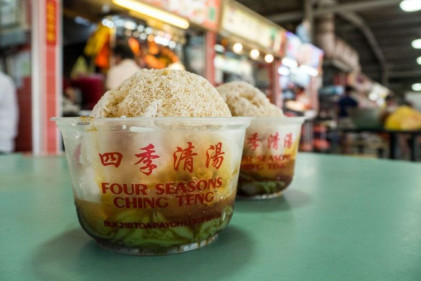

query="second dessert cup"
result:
[238,116,305,199]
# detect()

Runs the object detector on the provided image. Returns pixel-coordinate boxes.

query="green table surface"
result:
[1,153,421,281]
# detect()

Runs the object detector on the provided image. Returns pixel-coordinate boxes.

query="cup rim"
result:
[51,116,252,129]
[248,116,306,124]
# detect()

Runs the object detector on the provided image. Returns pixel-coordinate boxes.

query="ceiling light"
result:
[124,20,137,30]
[114,18,126,27]
[264,54,274,63]
[400,0,421,12]
[102,4,111,13]
[369,92,379,101]
[112,0,190,29]
[411,39,421,49]
[278,66,290,76]
[101,18,114,28]
[233,43,243,54]
[214,44,225,53]
[145,27,153,34]
[250,49,260,60]
[154,36,170,46]
[417,56,421,65]
[412,83,421,91]
[300,65,319,77]
[169,41,176,49]
[282,57,298,68]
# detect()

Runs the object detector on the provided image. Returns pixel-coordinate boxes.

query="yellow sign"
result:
[46,0,57,45]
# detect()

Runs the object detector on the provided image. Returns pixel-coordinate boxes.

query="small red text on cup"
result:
[173,142,198,173]
[284,133,293,149]
[99,152,123,167]
[135,144,160,175]
[267,132,280,150]
[206,142,225,169]
[247,132,260,150]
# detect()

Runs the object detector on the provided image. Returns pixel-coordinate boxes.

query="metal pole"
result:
[304,0,314,43]
[268,0,402,22]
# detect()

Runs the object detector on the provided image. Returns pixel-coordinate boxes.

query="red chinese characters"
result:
[135,144,160,175]
[267,132,280,150]
[247,133,260,150]
[206,142,225,169]
[173,142,198,173]
[99,152,123,168]
[284,133,293,149]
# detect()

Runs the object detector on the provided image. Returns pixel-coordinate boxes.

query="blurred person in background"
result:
[0,71,18,154]
[106,41,140,90]
[337,85,359,128]
[383,97,421,160]
[337,85,359,154]
[380,94,398,124]
[294,86,311,111]
[62,78,81,117]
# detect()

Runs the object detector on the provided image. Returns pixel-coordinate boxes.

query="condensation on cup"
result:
[53,117,250,255]
[238,117,305,199]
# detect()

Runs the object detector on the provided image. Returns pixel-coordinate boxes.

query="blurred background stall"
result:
[0,0,420,161]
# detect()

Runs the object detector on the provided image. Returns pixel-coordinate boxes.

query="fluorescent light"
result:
[411,39,421,49]
[417,56,421,65]
[112,0,190,29]
[282,57,298,68]
[300,65,319,77]
[264,54,274,63]
[400,0,421,12]
[278,66,290,76]
[412,83,421,91]
[233,43,243,54]
[250,49,260,60]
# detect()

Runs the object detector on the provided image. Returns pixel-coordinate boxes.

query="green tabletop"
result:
[1,153,421,281]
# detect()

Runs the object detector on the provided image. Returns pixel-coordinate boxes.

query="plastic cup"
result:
[238,117,305,199]
[53,117,250,255]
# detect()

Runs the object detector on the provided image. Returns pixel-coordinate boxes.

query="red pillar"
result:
[31,0,62,155]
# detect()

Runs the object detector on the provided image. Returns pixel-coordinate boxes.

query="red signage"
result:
[142,0,221,31]
[45,0,59,154]
[46,0,57,45]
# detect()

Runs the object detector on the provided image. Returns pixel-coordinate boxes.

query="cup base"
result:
[237,190,283,200]
[95,234,219,256]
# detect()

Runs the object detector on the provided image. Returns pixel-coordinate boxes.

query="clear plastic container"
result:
[53,117,250,255]
[238,117,305,199]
